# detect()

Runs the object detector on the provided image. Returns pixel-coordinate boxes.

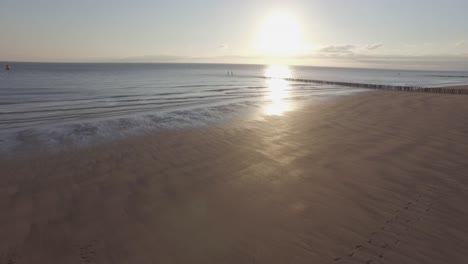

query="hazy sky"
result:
[1,0,468,70]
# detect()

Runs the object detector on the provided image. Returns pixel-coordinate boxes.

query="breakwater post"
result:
[257,76,468,95]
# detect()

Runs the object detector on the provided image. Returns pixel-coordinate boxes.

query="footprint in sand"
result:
[79,240,98,264]
[332,187,439,263]
[1,246,21,264]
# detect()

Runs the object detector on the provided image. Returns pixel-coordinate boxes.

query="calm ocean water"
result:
[1,63,467,156]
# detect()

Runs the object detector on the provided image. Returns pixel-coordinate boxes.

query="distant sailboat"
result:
[5,64,11,71]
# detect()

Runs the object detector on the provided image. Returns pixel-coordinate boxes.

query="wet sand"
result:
[1,91,468,263]
[439,85,468,90]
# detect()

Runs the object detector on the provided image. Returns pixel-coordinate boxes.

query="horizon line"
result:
[1,60,466,73]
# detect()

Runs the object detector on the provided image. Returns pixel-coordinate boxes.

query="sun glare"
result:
[257,12,303,56]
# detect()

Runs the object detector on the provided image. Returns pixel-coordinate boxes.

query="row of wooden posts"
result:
[259,76,468,95]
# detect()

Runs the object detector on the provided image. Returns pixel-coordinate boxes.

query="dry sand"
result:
[1,91,468,263]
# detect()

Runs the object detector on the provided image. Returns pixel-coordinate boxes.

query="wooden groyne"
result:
[258,76,468,95]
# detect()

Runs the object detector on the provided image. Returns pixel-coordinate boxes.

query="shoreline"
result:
[4,81,468,160]
[1,91,468,263]
[0,92,356,160]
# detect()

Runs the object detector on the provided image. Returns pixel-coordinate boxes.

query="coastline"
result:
[1,91,468,263]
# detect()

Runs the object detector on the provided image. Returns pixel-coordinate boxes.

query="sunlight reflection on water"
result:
[263,65,293,116]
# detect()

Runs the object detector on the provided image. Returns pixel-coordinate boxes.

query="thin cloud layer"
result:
[366,43,383,50]
[319,45,355,54]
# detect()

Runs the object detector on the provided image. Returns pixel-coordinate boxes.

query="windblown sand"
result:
[1,91,468,263]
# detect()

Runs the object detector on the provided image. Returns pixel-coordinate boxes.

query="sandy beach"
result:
[1,91,468,263]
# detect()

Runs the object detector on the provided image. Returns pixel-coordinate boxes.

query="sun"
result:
[256,12,303,56]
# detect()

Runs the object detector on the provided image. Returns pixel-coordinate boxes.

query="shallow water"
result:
[0,63,467,155]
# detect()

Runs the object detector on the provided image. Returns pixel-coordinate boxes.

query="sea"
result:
[1,63,467,156]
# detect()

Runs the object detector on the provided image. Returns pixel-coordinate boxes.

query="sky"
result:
[1,0,468,70]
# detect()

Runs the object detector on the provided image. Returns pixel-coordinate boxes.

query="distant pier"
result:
[258,76,468,95]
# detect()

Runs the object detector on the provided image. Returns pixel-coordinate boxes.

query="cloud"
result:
[316,43,383,56]
[218,43,229,50]
[365,43,383,50]
[319,45,355,54]
[456,40,466,47]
